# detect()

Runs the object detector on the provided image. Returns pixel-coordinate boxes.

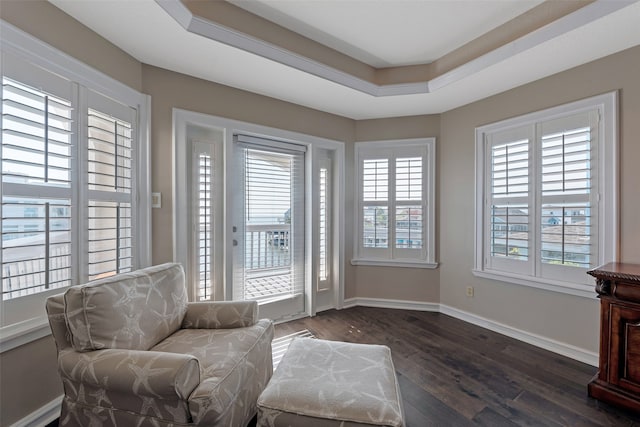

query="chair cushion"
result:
[151,319,274,425]
[64,263,188,352]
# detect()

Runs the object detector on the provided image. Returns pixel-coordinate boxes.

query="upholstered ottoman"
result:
[257,338,405,427]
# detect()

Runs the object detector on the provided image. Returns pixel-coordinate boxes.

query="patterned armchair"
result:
[46,263,274,427]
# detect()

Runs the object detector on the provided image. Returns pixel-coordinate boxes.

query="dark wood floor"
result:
[274,306,640,427]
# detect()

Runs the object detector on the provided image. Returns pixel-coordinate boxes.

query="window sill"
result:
[351,259,438,269]
[0,316,51,353]
[472,268,596,299]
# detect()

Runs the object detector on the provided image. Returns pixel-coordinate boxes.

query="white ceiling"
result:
[228,0,545,67]
[48,0,640,120]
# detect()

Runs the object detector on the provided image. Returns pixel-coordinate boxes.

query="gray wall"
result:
[2,1,640,424]
[438,44,640,352]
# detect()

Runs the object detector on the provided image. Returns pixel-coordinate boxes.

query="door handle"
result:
[232,226,237,232]
[233,239,238,246]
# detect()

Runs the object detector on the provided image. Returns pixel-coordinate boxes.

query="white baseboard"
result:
[343,297,440,312]
[439,304,598,367]
[341,298,598,367]
[10,395,62,427]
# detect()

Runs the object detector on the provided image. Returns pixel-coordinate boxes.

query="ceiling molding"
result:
[156,0,636,98]
[429,0,637,93]
[155,0,408,97]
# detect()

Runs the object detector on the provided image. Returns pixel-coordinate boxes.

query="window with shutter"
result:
[1,28,150,331]
[194,144,213,300]
[539,118,593,269]
[475,93,617,296]
[319,164,329,283]
[353,139,436,268]
[362,158,389,249]
[2,76,74,299]
[86,94,137,281]
[395,157,423,250]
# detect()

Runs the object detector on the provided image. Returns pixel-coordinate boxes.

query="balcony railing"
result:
[244,224,290,271]
[244,223,293,300]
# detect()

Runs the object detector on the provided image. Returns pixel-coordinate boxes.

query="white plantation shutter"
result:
[476,93,614,293]
[85,91,137,281]
[356,141,433,264]
[1,70,75,299]
[233,135,305,303]
[395,157,423,251]
[87,110,132,192]
[193,142,214,301]
[486,127,531,274]
[362,158,389,249]
[538,112,598,282]
[319,167,328,281]
[1,28,150,328]
[318,158,331,290]
[2,79,73,186]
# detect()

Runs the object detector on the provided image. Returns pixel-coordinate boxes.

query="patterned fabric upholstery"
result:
[64,263,188,351]
[257,338,405,427]
[182,300,258,329]
[46,263,275,427]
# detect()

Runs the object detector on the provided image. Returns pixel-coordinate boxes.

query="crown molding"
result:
[156,0,636,98]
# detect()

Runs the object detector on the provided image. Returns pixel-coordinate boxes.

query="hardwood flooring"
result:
[274,306,640,426]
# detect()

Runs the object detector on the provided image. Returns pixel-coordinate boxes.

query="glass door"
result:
[231,135,305,321]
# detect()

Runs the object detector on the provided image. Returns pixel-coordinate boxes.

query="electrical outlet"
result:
[466,286,474,297]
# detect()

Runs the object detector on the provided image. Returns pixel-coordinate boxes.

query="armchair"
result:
[46,263,274,427]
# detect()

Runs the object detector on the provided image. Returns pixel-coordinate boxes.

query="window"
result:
[318,157,332,291]
[1,25,150,333]
[193,142,214,301]
[353,138,436,268]
[474,92,617,297]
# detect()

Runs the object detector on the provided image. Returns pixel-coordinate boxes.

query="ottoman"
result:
[257,338,405,427]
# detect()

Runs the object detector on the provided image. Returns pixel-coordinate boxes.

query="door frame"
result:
[172,109,345,320]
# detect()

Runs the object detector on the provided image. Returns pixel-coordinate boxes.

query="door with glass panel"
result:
[231,135,305,321]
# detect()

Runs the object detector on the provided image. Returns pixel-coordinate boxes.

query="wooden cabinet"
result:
[588,262,640,412]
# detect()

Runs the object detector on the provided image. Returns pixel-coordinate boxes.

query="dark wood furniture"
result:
[588,262,640,413]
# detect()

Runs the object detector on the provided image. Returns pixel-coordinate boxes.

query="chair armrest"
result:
[182,301,258,329]
[58,348,200,400]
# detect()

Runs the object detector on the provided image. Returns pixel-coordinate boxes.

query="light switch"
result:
[152,192,162,208]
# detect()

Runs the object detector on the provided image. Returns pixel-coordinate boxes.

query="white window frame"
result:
[352,138,437,269]
[473,92,618,299]
[0,22,151,351]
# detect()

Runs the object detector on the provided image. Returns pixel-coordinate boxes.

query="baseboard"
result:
[343,297,440,312]
[342,298,598,367]
[10,395,62,427]
[439,304,598,367]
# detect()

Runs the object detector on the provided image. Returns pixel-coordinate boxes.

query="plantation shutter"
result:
[361,158,389,252]
[358,145,428,261]
[1,60,74,299]
[539,111,598,280]
[318,157,331,290]
[394,156,424,258]
[233,135,305,302]
[193,141,214,301]
[85,91,136,281]
[486,126,532,274]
